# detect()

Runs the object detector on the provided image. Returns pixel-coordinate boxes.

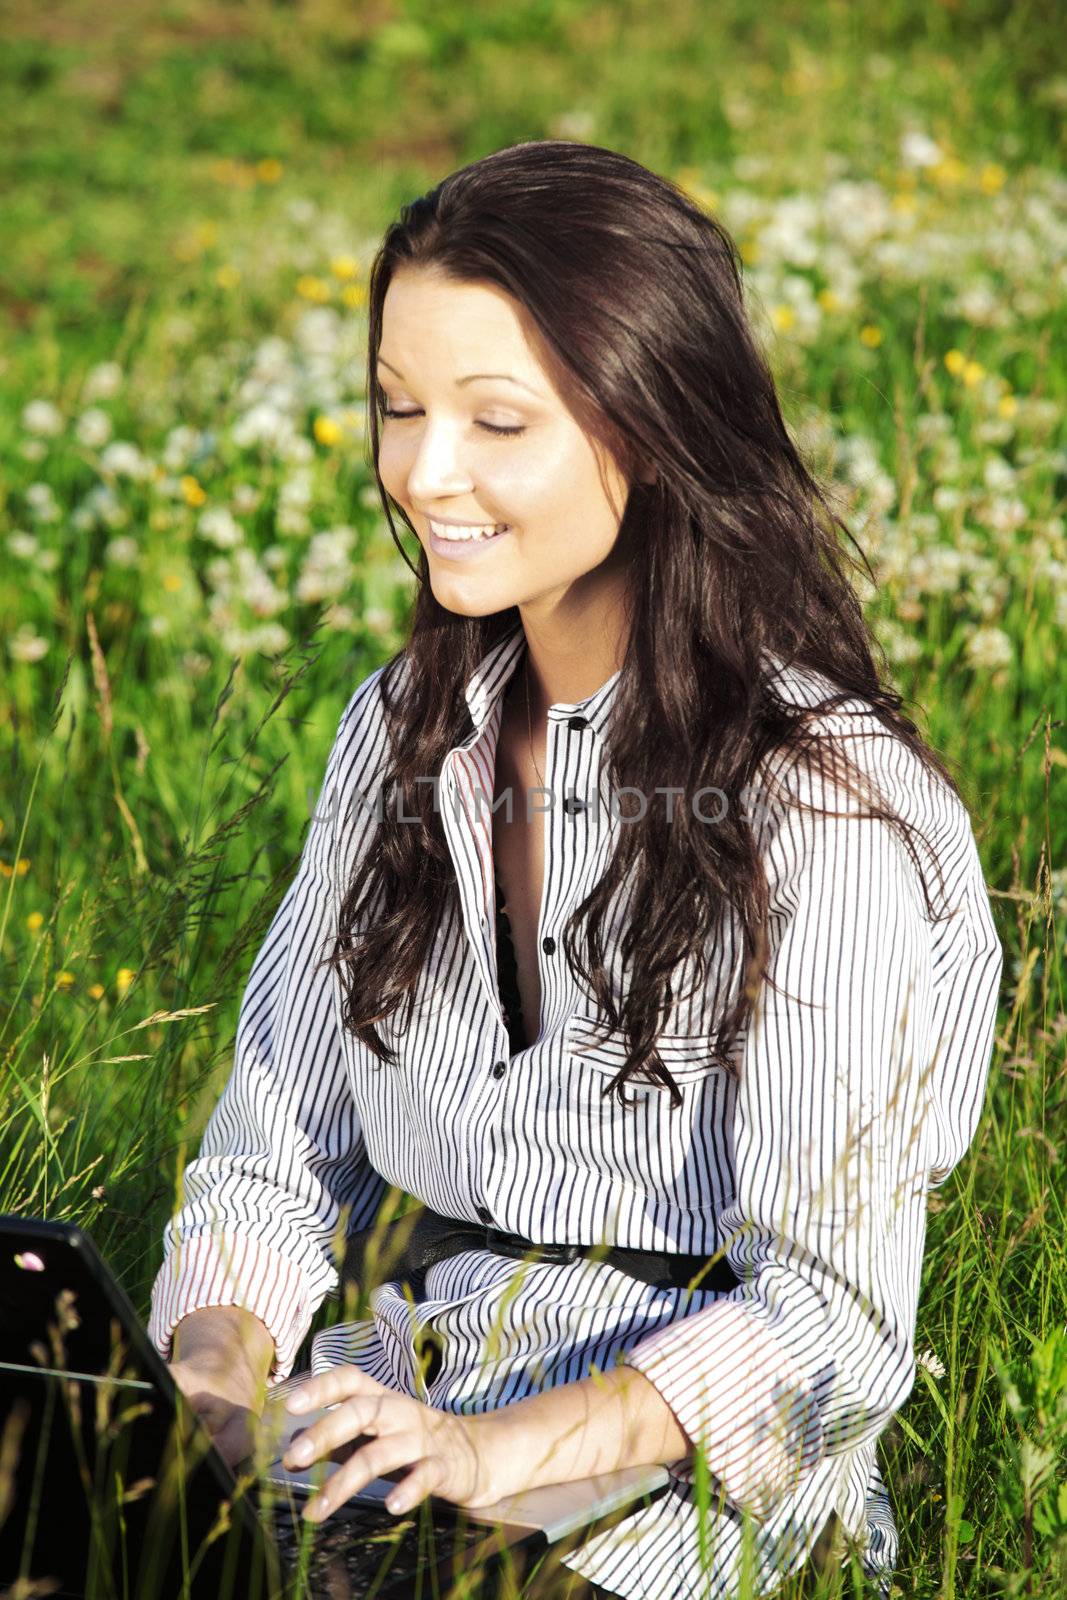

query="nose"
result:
[403,419,475,507]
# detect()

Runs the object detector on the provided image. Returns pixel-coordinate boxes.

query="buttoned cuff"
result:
[148,1229,315,1384]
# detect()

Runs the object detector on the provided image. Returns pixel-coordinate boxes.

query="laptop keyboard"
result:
[266,1493,518,1599]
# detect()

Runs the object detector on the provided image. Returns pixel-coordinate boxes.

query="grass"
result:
[1,0,1065,1595]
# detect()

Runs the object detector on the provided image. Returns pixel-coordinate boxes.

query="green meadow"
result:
[1,1,1064,1594]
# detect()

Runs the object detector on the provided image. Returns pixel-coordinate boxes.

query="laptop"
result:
[0,1216,670,1599]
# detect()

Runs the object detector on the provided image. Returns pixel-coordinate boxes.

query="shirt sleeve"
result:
[622,734,1003,1521]
[147,681,388,1383]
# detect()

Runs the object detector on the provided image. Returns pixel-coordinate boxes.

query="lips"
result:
[427,522,513,561]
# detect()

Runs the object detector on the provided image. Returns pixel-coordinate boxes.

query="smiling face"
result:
[374,267,639,631]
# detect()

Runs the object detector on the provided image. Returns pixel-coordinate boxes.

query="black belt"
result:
[342,1205,740,1304]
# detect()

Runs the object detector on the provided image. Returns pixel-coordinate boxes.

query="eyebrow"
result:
[376,357,540,397]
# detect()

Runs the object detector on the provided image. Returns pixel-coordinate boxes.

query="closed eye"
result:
[380,407,525,438]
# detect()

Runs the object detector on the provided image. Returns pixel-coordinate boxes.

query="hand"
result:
[281,1365,504,1522]
[169,1306,274,1470]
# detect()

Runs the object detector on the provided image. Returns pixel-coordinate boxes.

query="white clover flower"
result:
[276,506,310,537]
[148,615,171,637]
[100,440,152,479]
[197,506,242,549]
[82,483,129,529]
[234,548,287,616]
[19,439,48,462]
[9,626,49,662]
[162,425,202,471]
[82,361,123,403]
[246,621,291,656]
[22,399,64,436]
[965,625,1013,670]
[916,1347,946,1378]
[180,651,213,679]
[232,402,291,450]
[900,131,944,169]
[983,455,1017,491]
[75,408,113,449]
[8,531,39,560]
[550,108,596,140]
[322,602,355,631]
[295,525,356,603]
[979,495,1028,534]
[37,548,59,573]
[105,536,140,567]
[25,483,59,523]
[232,484,261,515]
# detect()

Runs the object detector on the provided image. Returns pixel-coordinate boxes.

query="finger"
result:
[283,1392,397,1469]
[285,1364,386,1414]
[303,1435,421,1522]
[382,1458,446,1517]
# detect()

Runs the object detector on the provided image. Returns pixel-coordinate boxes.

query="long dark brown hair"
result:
[324,139,959,1108]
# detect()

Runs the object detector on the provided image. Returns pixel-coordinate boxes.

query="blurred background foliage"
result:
[1,2,1064,1593]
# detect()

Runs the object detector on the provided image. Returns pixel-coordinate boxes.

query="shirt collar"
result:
[463,618,620,740]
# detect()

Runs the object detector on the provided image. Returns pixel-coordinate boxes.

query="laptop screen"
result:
[0,1216,283,1600]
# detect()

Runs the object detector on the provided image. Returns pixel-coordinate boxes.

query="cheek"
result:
[376,439,408,500]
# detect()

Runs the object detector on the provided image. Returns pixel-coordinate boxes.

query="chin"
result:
[429,579,510,620]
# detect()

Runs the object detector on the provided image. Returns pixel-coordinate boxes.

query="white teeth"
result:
[430,520,508,542]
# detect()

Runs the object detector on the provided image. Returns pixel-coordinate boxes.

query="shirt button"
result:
[475,1204,493,1225]
[567,716,590,732]
[491,1060,507,1079]
[542,936,556,955]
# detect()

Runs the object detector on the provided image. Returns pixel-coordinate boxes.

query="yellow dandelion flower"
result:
[0,818,4,834]
[209,158,237,185]
[771,305,797,333]
[944,349,966,375]
[180,475,207,507]
[26,910,44,931]
[816,289,840,312]
[979,163,1006,194]
[740,238,759,265]
[673,166,703,191]
[314,415,344,447]
[0,863,10,879]
[997,394,1018,418]
[88,982,105,1001]
[859,325,883,348]
[341,283,368,311]
[115,968,136,997]
[930,156,967,187]
[15,857,30,877]
[56,971,75,991]
[296,275,331,304]
[233,163,256,190]
[330,256,359,281]
[162,572,183,593]
[256,157,283,184]
[891,192,917,214]
[194,221,219,250]
[216,263,241,290]
[962,360,985,387]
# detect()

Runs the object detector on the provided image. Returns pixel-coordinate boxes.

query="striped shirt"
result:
[149,617,1003,1600]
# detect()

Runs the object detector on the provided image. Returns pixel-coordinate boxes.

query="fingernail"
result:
[287,1440,313,1466]
[286,1391,310,1411]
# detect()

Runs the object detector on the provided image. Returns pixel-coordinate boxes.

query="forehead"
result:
[377,269,552,388]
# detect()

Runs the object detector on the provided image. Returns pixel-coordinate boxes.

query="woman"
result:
[150,141,1003,1599]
